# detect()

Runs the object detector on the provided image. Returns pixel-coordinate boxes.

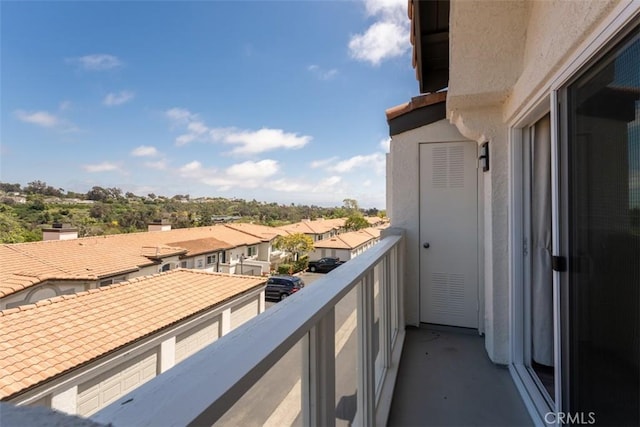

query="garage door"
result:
[175,318,220,364]
[77,349,157,416]
[231,297,259,329]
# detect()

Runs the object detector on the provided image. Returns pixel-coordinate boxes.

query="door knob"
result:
[423,242,430,249]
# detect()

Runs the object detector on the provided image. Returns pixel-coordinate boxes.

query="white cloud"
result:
[68,54,122,70]
[316,176,342,188]
[131,145,158,157]
[177,159,280,192]
[59,101,72,111]
[165,108,197,125]
[225,159,279,179]
[217,128,311,155]
[82,162,120,173]
[348,0,410,66]
[270,179,313,193]
[328,153,386,175]
[308,64,339,80]
[310,157,339,169]
[187,121,208,135]
[380,137,391,152]
[165,108,312,154]
[14,110,59,127]
[103,91,135,106]
[144,160,168,170]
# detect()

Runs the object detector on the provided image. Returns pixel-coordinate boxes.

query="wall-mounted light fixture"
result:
[479,141,490,172]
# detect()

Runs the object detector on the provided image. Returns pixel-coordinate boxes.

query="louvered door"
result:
[419,142,479,328]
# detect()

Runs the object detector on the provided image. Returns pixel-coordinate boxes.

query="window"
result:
[180,261,187,268]
[247,246,257,257]
[197,259,204,269]
[206,255,217,265]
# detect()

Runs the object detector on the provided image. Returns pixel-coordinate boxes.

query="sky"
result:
[0,0,419,209]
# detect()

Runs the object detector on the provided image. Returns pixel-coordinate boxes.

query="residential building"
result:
[0,224,264,310]
[0,269,266,417]
[309,227,384,261]
[224,222,291,271]
[277,218,344,241]
[386,0,639,424]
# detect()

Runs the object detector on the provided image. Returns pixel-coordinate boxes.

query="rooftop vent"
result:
[42,224,78,241]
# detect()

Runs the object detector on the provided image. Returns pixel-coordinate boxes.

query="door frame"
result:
[417,140,482,330]
[508,5,640,424]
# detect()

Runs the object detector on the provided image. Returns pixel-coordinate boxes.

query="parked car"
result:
[265,275,305,301]
[307,257,346,273]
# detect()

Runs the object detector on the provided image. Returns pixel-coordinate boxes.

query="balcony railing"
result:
[92,229,405,426]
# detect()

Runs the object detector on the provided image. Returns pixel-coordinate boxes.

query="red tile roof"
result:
[0,269,265,400]
[0,225,262,298]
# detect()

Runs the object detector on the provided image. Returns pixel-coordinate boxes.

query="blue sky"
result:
[1,0,418,208]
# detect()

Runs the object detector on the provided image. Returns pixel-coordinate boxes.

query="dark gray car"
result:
[265,275,305,301]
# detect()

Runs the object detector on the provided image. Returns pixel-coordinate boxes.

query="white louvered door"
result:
[419,142,479,328]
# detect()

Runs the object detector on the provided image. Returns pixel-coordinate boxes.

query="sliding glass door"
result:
[562,28,639,425]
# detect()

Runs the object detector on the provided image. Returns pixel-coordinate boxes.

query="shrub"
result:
[277,264,293,275]
[294,256,309,273]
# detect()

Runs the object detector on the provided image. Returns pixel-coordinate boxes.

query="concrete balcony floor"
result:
[388,325,533,426]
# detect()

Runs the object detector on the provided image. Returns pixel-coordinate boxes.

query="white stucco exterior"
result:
[392,0,639,367]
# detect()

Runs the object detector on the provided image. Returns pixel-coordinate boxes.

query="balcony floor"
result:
[388,325,533,426]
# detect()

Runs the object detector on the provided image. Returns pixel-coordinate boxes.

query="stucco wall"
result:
[506,0,619,120]
[445,0,632,364]
[389,119,473,327]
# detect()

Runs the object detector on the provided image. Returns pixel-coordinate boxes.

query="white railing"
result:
[92,229,405,427]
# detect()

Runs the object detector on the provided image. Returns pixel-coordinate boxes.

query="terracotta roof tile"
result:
[0,225,265,298]
[277,218,345,235]
[224,223,289,242]
[313,227,382,250]
[0,269,265,400]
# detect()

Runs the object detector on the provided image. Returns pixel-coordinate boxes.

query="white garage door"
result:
[77,349,157,416]
[231,297,259,329]
[175,318,220,364]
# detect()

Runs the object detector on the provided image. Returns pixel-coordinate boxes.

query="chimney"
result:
[42,223,78,241]
[148,219,172,232]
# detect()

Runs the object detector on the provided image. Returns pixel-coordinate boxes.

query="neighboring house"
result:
[0,224,266,310]
[309,227,383,261]
[0,269,266,417]
[223,223,291,271]
[387,1,639,425]
[363,216,385,227]
[277,218,344,242]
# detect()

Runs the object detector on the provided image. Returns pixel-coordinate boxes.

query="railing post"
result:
[381,253,391,370]
[303,309,336,427]
[357,274,375,426]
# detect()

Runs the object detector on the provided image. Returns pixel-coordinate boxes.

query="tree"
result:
[345,213,369,231]
[342,198,359,213]
[273,233,314,261]
[86,186,110,202]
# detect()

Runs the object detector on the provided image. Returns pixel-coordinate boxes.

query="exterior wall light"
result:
[479,141,490,172]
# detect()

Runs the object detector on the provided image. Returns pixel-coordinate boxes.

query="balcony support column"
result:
[303,309,336,427]
[380,254,392,370]
[357,273,375,426]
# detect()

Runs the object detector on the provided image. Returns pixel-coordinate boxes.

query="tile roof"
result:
[224,223,289,242]
[0,269,265,400]
[0,225,263,298]
[166,237,230,257]
[277,218,345,235]
[313,227,381,250]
